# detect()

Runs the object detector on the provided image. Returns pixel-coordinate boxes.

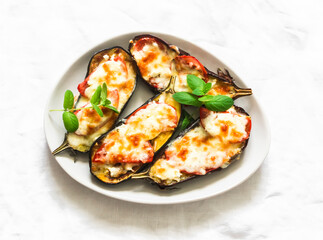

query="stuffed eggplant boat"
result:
[129,34,252,98]
[52,47,137,154]
[90,77,181,184]
[133,105,251,188]
[129,34,183,92]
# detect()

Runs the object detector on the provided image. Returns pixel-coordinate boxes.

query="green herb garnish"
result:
[180,110,194,130]
[172,92,202,107]
[62,111,79,133]
[63,90,74,110]
[173,74,233,111]
[50,83,119,133]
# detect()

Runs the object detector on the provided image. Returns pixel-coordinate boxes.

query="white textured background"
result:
[1,0,323,239]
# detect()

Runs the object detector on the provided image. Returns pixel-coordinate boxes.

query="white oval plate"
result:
[44,32,270,205]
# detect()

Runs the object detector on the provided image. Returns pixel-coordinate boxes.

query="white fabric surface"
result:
[1,0,323,239]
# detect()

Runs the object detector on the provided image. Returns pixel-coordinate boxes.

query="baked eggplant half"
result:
[133,105,251,188]
[52,47,137,154]
[129,34,182,92]
[89,77,182,184]
[129,34,252,98]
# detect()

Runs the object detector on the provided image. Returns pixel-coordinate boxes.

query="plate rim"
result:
[44,31,271,205]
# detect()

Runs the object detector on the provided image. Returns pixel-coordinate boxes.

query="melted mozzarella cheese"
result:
[151,124,244,179]
[93,102,178,164]
[107,163,138,178]
[149,157,182,183]
[202,108,250,143]
[94,125,154,164]
[133,43,177,90]
[126,102,178,140]
[165,126,237,175]
[74,103,115,136]
[85,57,127,99]
[74,89,119,136]
[67,116,117,152]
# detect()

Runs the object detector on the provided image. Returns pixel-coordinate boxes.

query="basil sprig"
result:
[50,83,119,133]
[173,74,233,111]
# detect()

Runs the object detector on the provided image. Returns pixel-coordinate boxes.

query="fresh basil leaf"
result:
[101,83,107,103]
[187,74,205,91]
[92,104,103,117]
[181,117,190,130]
[62,111,79,132]
[203,82,212,94]
[105,105,119,114]
[204,95,234,112]
[198,95,220,102]
[192,88,205,96]
[180,110,194,130]
[102,99,111,107]
[173,92,202,107]
[90,86,101,105]
[63,90,74,110]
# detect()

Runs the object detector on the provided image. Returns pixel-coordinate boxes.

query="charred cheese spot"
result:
[128,134,142,147]
[93,126,154,164]
[177,148,188,160]
[138,52,158,76]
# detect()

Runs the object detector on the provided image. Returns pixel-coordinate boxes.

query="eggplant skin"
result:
[63,47,138,153]
[129,34,189,56]
[148,105,251,189]
[89,88,183,185]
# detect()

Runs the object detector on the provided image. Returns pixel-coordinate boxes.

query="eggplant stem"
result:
[52,137,71,155]
[131,169,150,179]
[234,87,253,97]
